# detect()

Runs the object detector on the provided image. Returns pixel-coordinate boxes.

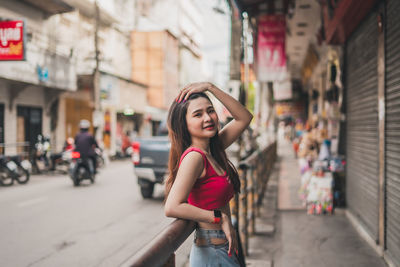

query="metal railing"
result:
[125,219,196,267]
[235,141,277,255]
[0,142,30,156]
[127,141,277,267]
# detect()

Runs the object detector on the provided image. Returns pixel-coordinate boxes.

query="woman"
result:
[164,82,253,266]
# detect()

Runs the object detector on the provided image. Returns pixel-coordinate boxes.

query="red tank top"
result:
[179,147,235,210]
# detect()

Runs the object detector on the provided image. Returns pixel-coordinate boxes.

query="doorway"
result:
[17,106,42,154]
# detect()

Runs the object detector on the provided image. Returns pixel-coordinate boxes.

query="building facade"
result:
[0,0,76,155]
[53,0,148,155]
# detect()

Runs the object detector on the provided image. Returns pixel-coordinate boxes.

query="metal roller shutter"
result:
[345,8,379,241]
[385,0,400,264]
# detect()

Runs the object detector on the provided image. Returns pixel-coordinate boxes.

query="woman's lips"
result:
[204,124,215,130]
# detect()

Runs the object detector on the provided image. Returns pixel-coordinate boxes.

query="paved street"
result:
[245,140,387,267]
[0,160,190,267]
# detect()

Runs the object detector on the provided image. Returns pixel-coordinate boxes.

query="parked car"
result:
[132,122,170,199]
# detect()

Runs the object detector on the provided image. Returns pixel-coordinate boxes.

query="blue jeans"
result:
[190,228,240,267]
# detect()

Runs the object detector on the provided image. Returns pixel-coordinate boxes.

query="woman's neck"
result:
[191,138,210,153]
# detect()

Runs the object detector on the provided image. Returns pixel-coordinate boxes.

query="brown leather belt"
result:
[195,237,228,246]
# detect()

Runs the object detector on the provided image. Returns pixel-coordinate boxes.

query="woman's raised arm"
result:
[208,84,253,149]
[177,82,253,149]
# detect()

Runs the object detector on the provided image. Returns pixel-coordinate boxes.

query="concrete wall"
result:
[0,0,77,90]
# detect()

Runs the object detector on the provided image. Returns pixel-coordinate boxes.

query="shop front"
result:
[62,74,94,147]
[384,0,400,264]
[100,72,147,156]
[322,0,400,265]
[115,74,147,137]
[345,5,379,243]
[64,96,94,140]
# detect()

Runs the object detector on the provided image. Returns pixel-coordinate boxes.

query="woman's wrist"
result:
[210,209,229,224]
[207,82,218,94]
[211,209,222,224]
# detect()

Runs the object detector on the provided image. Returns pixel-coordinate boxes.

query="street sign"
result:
[0,20,25,61]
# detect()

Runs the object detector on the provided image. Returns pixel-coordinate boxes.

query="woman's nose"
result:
[203,113,212,121]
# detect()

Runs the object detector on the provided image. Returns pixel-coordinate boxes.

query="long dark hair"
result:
[165,92,240,198]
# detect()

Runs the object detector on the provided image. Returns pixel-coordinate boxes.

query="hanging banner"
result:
[0,20,25,61]
[256,15,286,81]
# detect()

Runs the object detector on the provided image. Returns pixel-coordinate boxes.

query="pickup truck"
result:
[132,136,170,198]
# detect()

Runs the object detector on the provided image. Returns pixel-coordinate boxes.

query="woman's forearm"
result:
[165,203,215,224]
[208,83,253,124]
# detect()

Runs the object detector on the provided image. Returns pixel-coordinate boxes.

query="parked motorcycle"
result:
[32,135,75,174]
[8,155,31,184]
[0,155,17,186]
[0,154,32,186]
[69,151,95,186]
[31,134,51,174]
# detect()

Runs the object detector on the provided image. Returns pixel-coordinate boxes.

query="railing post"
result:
[247,166,255,235]
[255,155,262,216]
[238,165,248,256]
[230,191,239,227]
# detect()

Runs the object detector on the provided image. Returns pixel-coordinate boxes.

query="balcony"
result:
[20,0,74,15]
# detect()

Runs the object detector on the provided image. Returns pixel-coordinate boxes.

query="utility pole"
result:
[228,0,242,82]
[93,0,102,142]
[242,12,249,103]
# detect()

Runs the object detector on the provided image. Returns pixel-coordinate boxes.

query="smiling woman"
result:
[186,97,219,140]
[164,82,253,267]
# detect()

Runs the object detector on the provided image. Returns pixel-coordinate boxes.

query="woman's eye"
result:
[208,109,215,114]
[194,113,201,117]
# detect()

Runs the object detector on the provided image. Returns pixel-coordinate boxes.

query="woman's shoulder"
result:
[179,147,207,167]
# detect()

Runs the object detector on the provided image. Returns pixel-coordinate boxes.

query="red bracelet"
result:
[213,217,221,224]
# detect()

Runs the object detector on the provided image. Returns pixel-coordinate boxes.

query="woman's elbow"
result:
[164,204,175,218]
[243,113,253,128]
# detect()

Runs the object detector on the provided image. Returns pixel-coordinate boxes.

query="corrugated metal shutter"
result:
[345,8,379,241]
[385,0,400,264]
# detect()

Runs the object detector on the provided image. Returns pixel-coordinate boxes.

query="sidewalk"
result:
[246,139,387,267]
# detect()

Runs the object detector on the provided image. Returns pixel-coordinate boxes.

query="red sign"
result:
[256,15,286,81]
[0,20,25,61]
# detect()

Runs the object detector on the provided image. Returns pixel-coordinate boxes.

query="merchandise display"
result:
[293,121,345,215]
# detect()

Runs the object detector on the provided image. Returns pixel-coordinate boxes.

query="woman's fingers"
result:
[231,234,238,256]
[227,236,233,257]
[176,82,210,103]
[177,86,191,103]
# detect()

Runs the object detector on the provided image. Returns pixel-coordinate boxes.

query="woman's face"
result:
[185,97,219,140]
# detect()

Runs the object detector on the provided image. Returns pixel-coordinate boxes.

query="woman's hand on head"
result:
[176,82,214,103]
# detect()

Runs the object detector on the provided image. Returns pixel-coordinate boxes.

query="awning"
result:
[21,0,74,15]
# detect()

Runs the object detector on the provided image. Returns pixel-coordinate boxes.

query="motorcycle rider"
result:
[74,120,99,174]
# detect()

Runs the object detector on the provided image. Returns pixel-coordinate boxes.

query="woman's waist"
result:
[195,223,227,246]
[197,221,223,231]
